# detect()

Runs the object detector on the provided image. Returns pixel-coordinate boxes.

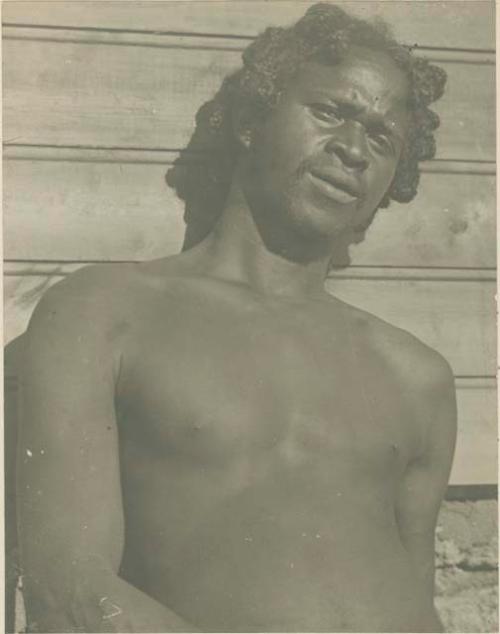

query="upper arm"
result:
[395,353,457,593]
[17,269,125,614]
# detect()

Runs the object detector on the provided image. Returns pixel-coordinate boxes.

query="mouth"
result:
[308,170,361,204]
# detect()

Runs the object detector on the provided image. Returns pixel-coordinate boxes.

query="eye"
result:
[309,103,343,125]
[368,131,394,154]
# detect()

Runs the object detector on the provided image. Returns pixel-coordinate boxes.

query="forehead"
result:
[289,45,410,114]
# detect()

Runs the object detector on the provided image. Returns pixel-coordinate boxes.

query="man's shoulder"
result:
[32,262,136,317]
[28,255,193,339]
[27,261,161,344]
[33,257,180,315]
[339,299,454,395]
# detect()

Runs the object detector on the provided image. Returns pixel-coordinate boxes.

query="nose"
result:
[325,121,369,171]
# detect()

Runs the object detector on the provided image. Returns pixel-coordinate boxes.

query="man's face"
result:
[241,45,411,242]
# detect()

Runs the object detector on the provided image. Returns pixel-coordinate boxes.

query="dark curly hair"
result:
[167,2,447,252]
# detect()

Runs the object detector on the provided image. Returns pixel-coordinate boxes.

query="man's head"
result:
[167,3,446,254]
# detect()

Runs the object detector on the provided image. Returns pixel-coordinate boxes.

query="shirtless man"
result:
[17,4,456,633]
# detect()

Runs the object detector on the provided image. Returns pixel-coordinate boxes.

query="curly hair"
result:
[166,2,447,251]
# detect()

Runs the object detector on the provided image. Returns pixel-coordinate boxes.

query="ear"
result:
[232,104,257,151]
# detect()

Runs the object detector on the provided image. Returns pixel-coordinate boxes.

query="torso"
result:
[107,258,437,632]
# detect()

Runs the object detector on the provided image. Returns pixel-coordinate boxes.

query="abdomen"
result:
[122,472,434,633]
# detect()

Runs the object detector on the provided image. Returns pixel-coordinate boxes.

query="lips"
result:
[308,168,362,202]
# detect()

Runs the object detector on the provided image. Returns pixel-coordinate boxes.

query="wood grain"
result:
[4,156,184,262]
[452,380,497,485]
[325,277,496,378]
[4,154,496,268]
[3,31,496,161]
[3,1,494,50]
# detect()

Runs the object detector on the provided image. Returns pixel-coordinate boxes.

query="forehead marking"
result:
[300,57,409,107]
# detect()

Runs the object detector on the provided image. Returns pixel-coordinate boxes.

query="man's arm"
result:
[395,354,457,621]
[17,268,197,633]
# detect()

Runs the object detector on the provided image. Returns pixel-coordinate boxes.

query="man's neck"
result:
[191,185,334,300]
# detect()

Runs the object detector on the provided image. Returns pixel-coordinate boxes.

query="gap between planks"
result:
[3,373,495,390]
[3,261,497,283]
[3,145,496,176]
[2,24,495,65]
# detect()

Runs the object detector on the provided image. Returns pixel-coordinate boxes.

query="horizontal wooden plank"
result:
[3,1,495,50]
[2,23,495,64]
[2,34,241,149]
[4,272,496,377]
[3,32,495,161]
[4,155,496,269]
[351,175,496,271]
[4,157,186,261]
[4,368,495,485]
[325,277,496,377]
[452,382,497,485]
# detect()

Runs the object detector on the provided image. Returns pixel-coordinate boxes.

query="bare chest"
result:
[116,304,417,482]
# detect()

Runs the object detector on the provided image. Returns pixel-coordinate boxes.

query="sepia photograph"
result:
[3,1,497,632]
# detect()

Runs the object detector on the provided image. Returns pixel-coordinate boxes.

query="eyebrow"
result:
[322,95,406,142]
[334,98,396,130]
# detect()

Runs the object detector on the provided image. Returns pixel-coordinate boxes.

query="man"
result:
[18,4,456,632]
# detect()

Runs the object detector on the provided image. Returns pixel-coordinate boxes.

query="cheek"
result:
[258,108,317,173]
[368,157,398,198]
[355,160,397,221]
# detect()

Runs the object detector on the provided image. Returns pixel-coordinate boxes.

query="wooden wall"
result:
[3,1,497,488]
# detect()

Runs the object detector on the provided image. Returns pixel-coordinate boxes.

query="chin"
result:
[288,200,354,242]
